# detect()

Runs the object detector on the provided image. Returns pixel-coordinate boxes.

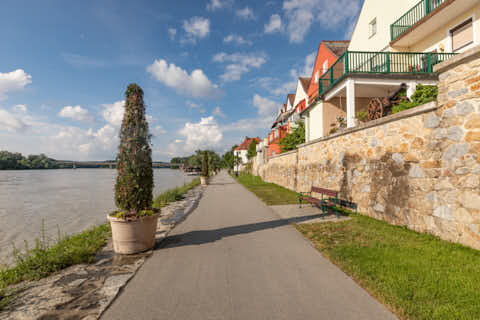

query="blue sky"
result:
[0,0,362,161]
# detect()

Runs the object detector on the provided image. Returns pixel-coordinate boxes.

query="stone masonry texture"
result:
[253,48,480,250]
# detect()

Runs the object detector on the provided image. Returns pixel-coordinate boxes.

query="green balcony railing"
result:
[318,51,456,97]
[391,0,446,41]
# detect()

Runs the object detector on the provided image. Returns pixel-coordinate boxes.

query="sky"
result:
[0,0,363,161]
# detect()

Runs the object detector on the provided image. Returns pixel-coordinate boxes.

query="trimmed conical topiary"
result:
[202,151,209,177]
[114,83,153,214]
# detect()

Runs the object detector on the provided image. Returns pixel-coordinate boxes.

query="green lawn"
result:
[296,214,480,320]
[153,178,200,208]
[233,173,299,205]
[0,223,111,311]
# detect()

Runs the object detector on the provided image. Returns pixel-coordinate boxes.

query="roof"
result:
[287,93,295,106]
[235,137,261,151]
[299,77,311,92]
[323,40,350,57]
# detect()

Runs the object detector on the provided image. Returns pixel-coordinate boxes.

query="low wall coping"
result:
[434,45,480,73]
[298,101,438,148]
[269,148,298,159]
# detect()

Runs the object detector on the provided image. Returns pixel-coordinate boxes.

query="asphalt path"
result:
[102,171,397,320]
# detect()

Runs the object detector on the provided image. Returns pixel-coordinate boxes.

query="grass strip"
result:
[0,223,111,310]
[296,214,480,320]
[232,173,299,205]
[153,178,200,208]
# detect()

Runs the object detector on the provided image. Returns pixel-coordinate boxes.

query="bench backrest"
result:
[311,186,338,198]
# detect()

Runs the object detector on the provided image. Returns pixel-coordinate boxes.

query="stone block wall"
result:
[257,47,480,249]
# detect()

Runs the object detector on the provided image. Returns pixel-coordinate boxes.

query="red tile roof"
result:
[287,93,295,106]
[235,136,261,151]
[323,40,350,57]
[299,77,311,92]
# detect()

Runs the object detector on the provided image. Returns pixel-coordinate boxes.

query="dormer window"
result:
[314,70,319,83]
[369,18,377,38]
[322,61,328,75]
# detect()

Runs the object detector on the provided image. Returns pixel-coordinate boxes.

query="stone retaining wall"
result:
[256,46,480,249]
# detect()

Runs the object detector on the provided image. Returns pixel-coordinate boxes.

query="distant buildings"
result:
[233,136,260,171]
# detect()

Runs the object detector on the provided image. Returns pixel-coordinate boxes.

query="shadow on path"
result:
[156,214,323,250]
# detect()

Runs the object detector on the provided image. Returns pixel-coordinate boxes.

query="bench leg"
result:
[321,204,327,219]
[334,208,340,219]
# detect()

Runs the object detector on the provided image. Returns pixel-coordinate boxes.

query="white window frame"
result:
[322,61,328,75]
[369,18,377,38]
[447,16,476,53]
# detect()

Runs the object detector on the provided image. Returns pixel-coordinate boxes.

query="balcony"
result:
[318,51,456,96]
[390,0,477,47]
[390,0,447,42]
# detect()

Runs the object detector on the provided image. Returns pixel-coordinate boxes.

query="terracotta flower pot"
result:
[201,176,209,185]
[107,213,159,254]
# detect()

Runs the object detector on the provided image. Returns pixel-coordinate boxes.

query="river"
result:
[0,168,194,265]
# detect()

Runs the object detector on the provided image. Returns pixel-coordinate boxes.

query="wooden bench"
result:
[299,186,341,219]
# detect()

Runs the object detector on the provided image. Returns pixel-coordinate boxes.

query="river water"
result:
[0,169,194,264]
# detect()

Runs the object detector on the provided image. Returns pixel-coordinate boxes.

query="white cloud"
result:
[282,0,362,43]
[183,17,210,43]
[236,7,255,20]
[168,28,177,40]
[178,116,223,153]
[101,100,125,126]
[147,59,222,99]
[0,108,29,132]
[213,52,267,82]
[222,116,273,133]
[152,125,167,135]
[206,0,233,11]
[212,106,226,118]
[223,34,252,46]
[62,53,105,68]
[12,104,27,113]
[58,105,94,123]
[264,14,283,33]
[186,100,206,113]
[252,94,278,117]
[0,69,32,100]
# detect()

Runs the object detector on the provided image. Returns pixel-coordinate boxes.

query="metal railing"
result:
[318,51,456,96]
[391,0,446,41]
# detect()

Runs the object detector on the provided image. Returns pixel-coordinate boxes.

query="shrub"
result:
[202,151,209,177]
[279,121,305,152]
[356,110,368,122]
[114,84,153,214]
[247,139,258,159]
[393,84,437,114]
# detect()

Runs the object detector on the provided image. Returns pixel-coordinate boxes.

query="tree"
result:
[247,139,258,159]
[279,121,305,153]
[202,151,209,177]
[114,84,153,213]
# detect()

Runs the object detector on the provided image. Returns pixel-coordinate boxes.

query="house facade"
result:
[302,41,350,142]
[312,0,477,133]
[234,136,261,171]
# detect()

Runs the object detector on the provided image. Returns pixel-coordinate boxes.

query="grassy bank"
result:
[296,215,480,320]
[153,178,200,208]
[0,223,111,311]
[233,173,298,205]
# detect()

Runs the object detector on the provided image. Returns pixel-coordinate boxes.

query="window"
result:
[451,18,473,52]
[369,18,377,37]
[322,61,328,75]
[314,70,319,83]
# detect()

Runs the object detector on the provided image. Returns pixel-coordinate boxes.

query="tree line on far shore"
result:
[0,151,59,170]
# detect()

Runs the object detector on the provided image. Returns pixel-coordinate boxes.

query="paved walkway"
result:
[102,172,396,320]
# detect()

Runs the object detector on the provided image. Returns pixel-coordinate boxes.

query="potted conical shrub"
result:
[200,151,209,185]
[108,83,159,254]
